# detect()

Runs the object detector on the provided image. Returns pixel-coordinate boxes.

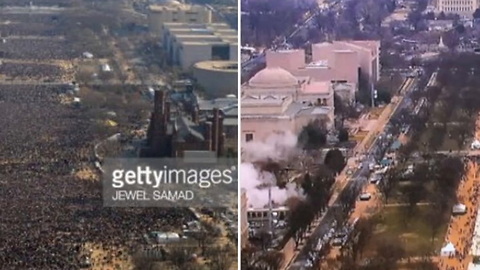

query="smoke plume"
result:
[241,131,305,208]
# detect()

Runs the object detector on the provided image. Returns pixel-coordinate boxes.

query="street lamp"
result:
[371,82,377,107]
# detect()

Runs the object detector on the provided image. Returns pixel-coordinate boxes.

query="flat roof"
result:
[163,22,233,31]
[164,22,237,46]
[194,60,238,72]
[242,96,286,106]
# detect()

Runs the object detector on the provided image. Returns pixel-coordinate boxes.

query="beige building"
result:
[241,189,248,249]
[241,67,334,143]
[162,22,238,71]
[435,0,478,15]
[148,0,212,38]
[266,40,381,85]
[192,60,238,97]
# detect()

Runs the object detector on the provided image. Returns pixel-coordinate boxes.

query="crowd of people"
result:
[0,24,57,37]
[0,39,79,60]
[440,161,480,270]
[0,85,197,269]
[0,13,66,38]
[0,62,63,81]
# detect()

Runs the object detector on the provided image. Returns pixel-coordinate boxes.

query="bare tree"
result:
[207,245,235,270]
[379,166,401,203]
[256,250,285,270]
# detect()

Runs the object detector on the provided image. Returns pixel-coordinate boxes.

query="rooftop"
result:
[149,1,205,11]
[242,94,290,106]
[193,61,238,72]
[164,23,237,45]
[248,67,298,88]
[302,81,331,94]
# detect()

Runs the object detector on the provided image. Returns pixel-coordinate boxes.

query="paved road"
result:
[288,77,419,269]
[428,150,480,157]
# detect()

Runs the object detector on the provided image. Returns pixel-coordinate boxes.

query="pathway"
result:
[438,113,480,269]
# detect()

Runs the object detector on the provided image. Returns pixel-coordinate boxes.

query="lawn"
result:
[417,125,464,152]
[364,205,448,258]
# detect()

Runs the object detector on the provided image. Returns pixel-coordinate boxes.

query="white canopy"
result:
[453,204,467,214]
[472,140,480,149]
[441,242,456,257]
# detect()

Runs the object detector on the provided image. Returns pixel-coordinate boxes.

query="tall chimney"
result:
[192,106,199,124]
[165,102,171,122]
[154,90,165,116]
[217,113,224,157]
[211,108,220,153]
[205,122,212,151]
[218,132,225,157]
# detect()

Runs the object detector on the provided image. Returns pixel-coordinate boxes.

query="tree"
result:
[451,115,472,148]
[438,11,446,20]
[351,217,376,260]
[426,202,445,244]
[301,165,335,213]
[375,236,405,269]
[287,200,315,248]
[338,186,357,214]
[207,245,234,270]
[428,126,445,151]
[338,128,349,142]
[297,119,328,150]
[408,10,423,30]
[376,89,391,104]
[324,149,346,174]
[255,250,285,270]
[379,166,400,203]
[357,72,372,106]
[168,245,196,270]
[401,183,424,215]
[473,8,480,19]
[335,93,347,126]
[456,24,466,34]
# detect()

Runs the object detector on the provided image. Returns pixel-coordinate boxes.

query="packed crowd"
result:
[0,13,60,24]
[0,39,79,60]
[0,24,57,37]
[0,0,71,6]
[0,13,65,36]
[0,62,63,80]
[439,161,480,270]
[0,85,196,269]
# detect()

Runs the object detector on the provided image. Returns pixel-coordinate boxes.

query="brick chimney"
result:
[218,113,224,157]
[205,121,212,151]
[218,132,225,157]
[165,102,171,122]
[192,106,199,124]
[211,108,220,153]
[154,90,164,116]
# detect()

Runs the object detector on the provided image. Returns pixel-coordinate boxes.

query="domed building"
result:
[241,67,335,143]
[248,67,299,89]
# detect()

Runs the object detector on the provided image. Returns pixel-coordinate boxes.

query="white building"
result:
[241,67,335,143]
[162,22,238,71]
[436,0,478,16]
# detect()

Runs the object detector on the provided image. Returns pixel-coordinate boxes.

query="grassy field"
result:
[364,205,448,258]
[417,125,463,152]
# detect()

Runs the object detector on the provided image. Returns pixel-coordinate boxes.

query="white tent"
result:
[472,140,480,150]
[453,203,467,215]
[441,242,456,257]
